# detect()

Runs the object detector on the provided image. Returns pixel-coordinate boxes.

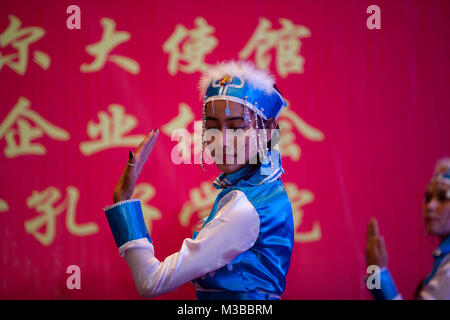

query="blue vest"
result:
[192,156,294,300]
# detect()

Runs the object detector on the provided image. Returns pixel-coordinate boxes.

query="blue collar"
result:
[433,235,450,258]
[213,150,284,189]
[425,235,450,285]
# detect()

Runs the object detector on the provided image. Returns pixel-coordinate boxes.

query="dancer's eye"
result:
[424,191,432,203]
[232,124,250,130]
[424,190,450,203]
[437,190,450,202]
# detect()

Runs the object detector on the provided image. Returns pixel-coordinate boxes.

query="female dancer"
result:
[366,158,450,299]
[103,60,294,300]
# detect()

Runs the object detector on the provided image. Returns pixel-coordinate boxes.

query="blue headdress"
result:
[432,158,450,186]
[430,158,450,201]
[198,60,287,172]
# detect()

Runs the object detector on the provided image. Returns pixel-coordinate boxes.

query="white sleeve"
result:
[420,255,450,300]
[119,189,260,299]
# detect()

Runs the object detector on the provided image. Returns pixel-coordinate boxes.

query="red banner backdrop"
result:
[0,0,449,299]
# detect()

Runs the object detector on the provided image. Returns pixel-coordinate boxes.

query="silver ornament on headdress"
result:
[243,96,249,122]
[200,95,207,171]
[225,99,230,116]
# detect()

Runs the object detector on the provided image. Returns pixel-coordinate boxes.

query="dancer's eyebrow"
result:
[206,117,245,122]
[225,117,245,122]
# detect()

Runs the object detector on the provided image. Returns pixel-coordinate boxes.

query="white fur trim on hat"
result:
[197,60,276,99]
[433,157,450,176]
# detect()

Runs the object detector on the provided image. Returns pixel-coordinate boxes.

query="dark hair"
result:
[273,84,283,96]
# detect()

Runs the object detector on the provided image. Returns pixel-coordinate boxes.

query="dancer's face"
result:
[204,100,276,175]
[423,178,450,238]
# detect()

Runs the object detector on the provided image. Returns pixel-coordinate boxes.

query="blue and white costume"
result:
[104,60,294,300]
[369,167,450,300]
[369,237,450,300]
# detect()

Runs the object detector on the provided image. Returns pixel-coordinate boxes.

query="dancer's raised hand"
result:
[365,217,388,268]
[113,129,160,203]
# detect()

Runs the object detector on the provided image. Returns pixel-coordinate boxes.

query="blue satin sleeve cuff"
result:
[369,268,399,300]
[104,199,152,248]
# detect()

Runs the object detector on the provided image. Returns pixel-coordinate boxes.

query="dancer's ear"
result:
[265,118,278,144]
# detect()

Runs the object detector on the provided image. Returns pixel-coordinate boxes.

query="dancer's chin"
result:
[213,151,258,174]
[216,162,246,175]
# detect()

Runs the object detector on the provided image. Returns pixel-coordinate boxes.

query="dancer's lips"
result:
[424,216,436,225]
